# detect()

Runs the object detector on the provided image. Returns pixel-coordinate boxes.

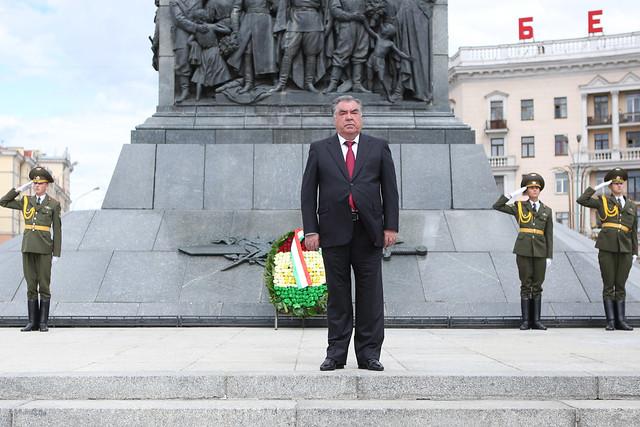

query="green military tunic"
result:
[577,187,638,300]
[493,195,553,297]
[0,189,62,299]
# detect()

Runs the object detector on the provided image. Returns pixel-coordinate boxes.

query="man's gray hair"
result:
[332,95,363,116]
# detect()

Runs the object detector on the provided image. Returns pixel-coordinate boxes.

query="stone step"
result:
[1,373,639,401]
[2,399,640,426]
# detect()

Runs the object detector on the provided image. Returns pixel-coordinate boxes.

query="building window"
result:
[627,93,640,122]
[555,172,569,194]
[521,99,534,120]
[490,100,504,120]
[594,95,609,121]
[627,131,640,148]
[555,134,568,156]
[521,136,535,158]
[556,212,569,226]
[628,171,640,201]
[494,175,505,194]
[554,97,567,119]
[594,133,609,150]
[490,138,504,157]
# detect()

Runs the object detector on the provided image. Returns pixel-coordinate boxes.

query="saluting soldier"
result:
[0,166,62,332]
[577,167,636,331]
[493,173,553,330]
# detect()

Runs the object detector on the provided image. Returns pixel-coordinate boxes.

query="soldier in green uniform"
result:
[577,167,636,331]
[0,166,62,332]
[493,173,553,330]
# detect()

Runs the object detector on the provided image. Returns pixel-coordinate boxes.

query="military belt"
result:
[519,228,544,236]
[602,222,630,233]
[246,7,270,13]
[24,224,50,232]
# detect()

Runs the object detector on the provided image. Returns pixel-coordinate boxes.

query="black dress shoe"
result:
[320,358,344,371]
[358,359,384,371]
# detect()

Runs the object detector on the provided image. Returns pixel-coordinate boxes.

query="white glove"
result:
[52,257,59,265]
[633,255,637,263]
[16,181,33,192]
[595,180,612,191]
[546,258,552,268]
[507,186,527,200]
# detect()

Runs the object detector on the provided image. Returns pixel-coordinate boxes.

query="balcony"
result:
[574,147,640,164]
[620,112,640,124]
[587,115,612,126]
[488,155,517,170]
[485,120,508,134]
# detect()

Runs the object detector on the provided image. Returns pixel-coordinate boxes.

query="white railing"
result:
[450,31,640,67]
[489,156,516,168]
[574,147,640,163]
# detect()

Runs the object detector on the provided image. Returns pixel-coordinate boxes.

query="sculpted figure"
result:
[324,0,370,93]
[170,0,209,102]
[188,9,233,100]
[271,0,325,93]
[227,0,278,93]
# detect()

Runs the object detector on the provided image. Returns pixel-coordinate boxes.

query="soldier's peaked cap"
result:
[521,173,545,191]
[604,167,627,184]
[28,166,54,184]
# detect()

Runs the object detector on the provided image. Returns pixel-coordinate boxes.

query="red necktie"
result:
[345,141,356,211]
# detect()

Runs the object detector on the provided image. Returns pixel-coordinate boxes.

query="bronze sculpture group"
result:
[162,0,434,103]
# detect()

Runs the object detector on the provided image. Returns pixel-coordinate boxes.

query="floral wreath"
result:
[264,229,328,318]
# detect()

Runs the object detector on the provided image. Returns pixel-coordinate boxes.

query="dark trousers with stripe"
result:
[598,250,632,300]
[322,219,384,365]
[516,255,546,298]
[22,252,52,299]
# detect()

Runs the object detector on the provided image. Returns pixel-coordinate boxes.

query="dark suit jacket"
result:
[0,189,62,256]
[301,133,399,248]
[493,195,553,258]
[577,187,638,254]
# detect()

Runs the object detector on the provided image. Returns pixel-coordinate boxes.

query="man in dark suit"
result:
[301,95,399,371]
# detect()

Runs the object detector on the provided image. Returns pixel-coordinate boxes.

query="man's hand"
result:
[384,230,398,248]
[52,257,59,265]
[506,186,527,200]
[546,258,552,268]
[304,234,320,251]
[595,180,612,191]
[634,255,637,263]
[16,181,33,192]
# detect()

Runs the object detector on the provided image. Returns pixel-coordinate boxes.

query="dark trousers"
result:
[22,252,52,299]
[516,255,546,298]
[598,250,632,300]
[322,219,384,365]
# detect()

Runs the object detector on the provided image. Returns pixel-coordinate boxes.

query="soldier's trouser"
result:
[516,255,546,298]
[22,253,52,300]
[331,22,368,67]
[282,31,323,58]
[598,250,632,300]
[174,47,191,77]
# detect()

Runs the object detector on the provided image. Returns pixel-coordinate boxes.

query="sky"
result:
[0,0,639,210]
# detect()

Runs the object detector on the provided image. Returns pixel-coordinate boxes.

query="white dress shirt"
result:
[337,134,360,160]
[617,196,626,208]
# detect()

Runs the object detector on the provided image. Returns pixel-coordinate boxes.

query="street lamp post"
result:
[575,134,582,233]
[71,186,100,208]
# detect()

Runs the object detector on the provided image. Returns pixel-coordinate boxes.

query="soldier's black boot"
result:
[270,54,291,93]
[39,299,50,332]
[239,53,254,94]
[603,299,616,331]
[175,76,190,103]
[351,64,371,93]
[21,299,39,332]
[531,296,547,330]
[519,298,530,330]
[614,300,634,331]
[304,56,320,93]
[323,67,342,93]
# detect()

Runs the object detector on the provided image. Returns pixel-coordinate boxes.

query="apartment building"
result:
[449,31,640,235]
